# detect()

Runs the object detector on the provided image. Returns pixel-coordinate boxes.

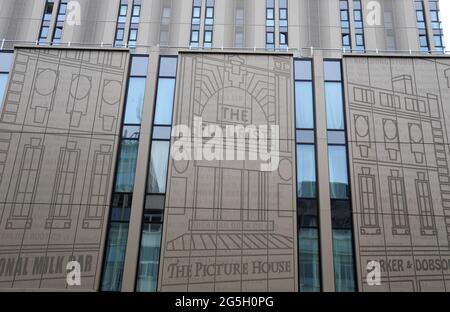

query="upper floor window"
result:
[190,0,202,48]
[415,0,429,52]
[266,0,275,49]
[279,0,288,49]
[53,0,68,44]
[38,0,55,44]
[353,0,365,52]
[429,0,444,52]
[204,0,215,48]
[128,0,141,49]
[114,0,128,47]
[340,0,351,51]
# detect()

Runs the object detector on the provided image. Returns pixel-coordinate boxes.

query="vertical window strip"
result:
[416,0,429,52]
[340,0,351,52]
[323,60,356,292]
[266,0,275,49]
[294,59,321,292]
[38,0,55,44]
[190,0,202,48]
[234,1,245,48]
[100,55,149,292]
[136,56,177,292]
[279,0,288,49]
[429,0,444,52]
[52,0,68,44]
[128,0,141,49]
[203,0,215,48]
[114,0,129,47]
[353,0,365,52]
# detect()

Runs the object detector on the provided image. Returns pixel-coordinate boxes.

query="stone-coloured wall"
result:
[345,56,450,291]
[0,47,129,290]
[158,52,297,291]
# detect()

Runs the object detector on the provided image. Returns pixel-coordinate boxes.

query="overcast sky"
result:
[441,0,450,52]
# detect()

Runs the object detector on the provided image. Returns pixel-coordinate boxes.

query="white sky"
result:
[441,0,450,52]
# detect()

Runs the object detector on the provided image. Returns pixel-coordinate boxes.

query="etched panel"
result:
[0,47,129,290]
[159,53,297,291]
[346,56,450,292]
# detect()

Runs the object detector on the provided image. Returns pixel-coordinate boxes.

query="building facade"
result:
[0,0,449,292]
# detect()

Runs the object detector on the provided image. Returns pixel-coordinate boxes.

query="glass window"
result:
[296,130,315,144]
[295,60,312,80]
[356,34,364,46]
[115,140,139,193]
[295,81,314,129]
[193,7,201,18]
[332,228,356,291]
[328,130,346,145]
[100,222,129,291]
[133,5,141,16]
[116,29,124,40]
[147,141,170,193]
[145,194,166,210]
[111,193,132,222]
[136,223,162,292]
[325,83,344,130]
[331,199,352,229]
[298,227,321,292]
[204,31,212,43]
[154,78,175,125]
[419,35,428,47]
[191,30,199,43]
[266,32,274,44]
[342,34,350,47]
[297,145,316,198]
[120,5,127,16]
[324,61,342,81]
[0,53,13,72]
[434,35,442,47]
[130,56,149,76]
[206,7,214,18]
[328,145,349,199]
[159,57,177,77]
[129,29,138,41]
[54,27,63,40]
[124,77,145,124]
[45,2,54,14]
[40,26,49,39]
[0,74,8,108]
[152,126,172,140]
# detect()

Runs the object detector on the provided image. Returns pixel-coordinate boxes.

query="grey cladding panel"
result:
[0,47,129,290]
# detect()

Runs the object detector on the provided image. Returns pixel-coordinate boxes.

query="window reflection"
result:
[298,227,321,292]
[124,78,145,124]
[297,145,316,198]
[328,145,349,199]
[147,141,170,194]
[154,78,175,125]
[332,228,356,292]
[0,74,8,109]
[325,83,344,130]
[294,59,321,292]
[101,222,129,291]
[136,223,162,292]
[295,81,314,129]
[115,140,139,193]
